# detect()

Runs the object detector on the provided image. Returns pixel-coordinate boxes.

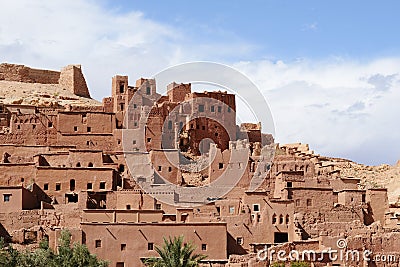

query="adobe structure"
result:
[0,63,399,267]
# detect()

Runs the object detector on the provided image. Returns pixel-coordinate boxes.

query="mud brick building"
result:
[0,63,399,267]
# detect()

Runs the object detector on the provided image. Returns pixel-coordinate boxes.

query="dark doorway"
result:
[66,193,78,203]
[274,232,288,243]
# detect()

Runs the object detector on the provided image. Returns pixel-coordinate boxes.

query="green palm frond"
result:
[144,235,207,267]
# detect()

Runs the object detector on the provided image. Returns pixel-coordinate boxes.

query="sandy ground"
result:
[0,80,101,107]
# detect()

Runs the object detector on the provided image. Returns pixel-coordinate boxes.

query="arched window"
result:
[88,162,93,167]
[76,162,81,167]
[286,214,290,224]
[272,214,277,224]
[279,215,284,224]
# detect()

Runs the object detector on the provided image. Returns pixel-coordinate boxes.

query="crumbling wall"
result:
[59,65,90,98]
[0,63,60,84]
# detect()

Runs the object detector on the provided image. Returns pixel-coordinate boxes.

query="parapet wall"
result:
[0,63,60,84]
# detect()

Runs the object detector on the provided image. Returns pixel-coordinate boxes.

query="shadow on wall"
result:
[0,222,11,243]
[363,204,375,226]
[31,183,52,205]
[227,232,247,255]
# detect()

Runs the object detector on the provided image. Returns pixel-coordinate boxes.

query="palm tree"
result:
[144,236,206,267]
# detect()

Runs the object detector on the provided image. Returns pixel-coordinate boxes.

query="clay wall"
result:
[366,189,388,224]
[80,222,227,266]
[35,167,116,203]
[288,187,336,214]
[0,186,24,213]
[56,133,116,152]
[337,190,365,206]
[57,112,114,134]
[151,150,181,184]
[0,163,36,186]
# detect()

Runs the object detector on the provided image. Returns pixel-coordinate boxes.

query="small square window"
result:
[155,203,161,210]
[168,167,172,172]
[87,127,91,132]
[126,204,131,210]
[236,237,243,245]
[146,87,151,95]
[55,183,61,191]
[95,240,101,248]
[295,199,301,206]
[219,163,224,169]
[133,104,137,108]
[120,104,124,111]
[211,106,215,112]
[74,126,78,132]
[148,243,154,250]
[217,106,222,113]
[132,140,137,145]
[253,204,260,212]
[87,183,93,190]
[307,199,312,207]
[17,125,20,130]
[99,182,106,190]
[229,206,235,214]
[48,122,53,128]
[199,104,205,112]
[3,194,11,202]
[147,138,151,143]
[201,244,207,251]
[32,124,36,129]
[228,107,231,113]
[44,183,49,190]
[121,244,126,251]
[158,166,162,171]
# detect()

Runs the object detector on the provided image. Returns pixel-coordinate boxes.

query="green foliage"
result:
[144,236,207,267]
[0,230,108,267]
[271,262,285,267]
[290,261,310,267]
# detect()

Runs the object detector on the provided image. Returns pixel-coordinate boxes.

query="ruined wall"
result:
[167,82,191,102]
[59,65,90,98]
[0,63,60,84]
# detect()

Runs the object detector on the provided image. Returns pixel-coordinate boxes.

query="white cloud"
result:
[234,58,400,165]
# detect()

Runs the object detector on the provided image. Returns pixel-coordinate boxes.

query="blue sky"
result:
[106,0,400,61]
[0,1,399,165]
